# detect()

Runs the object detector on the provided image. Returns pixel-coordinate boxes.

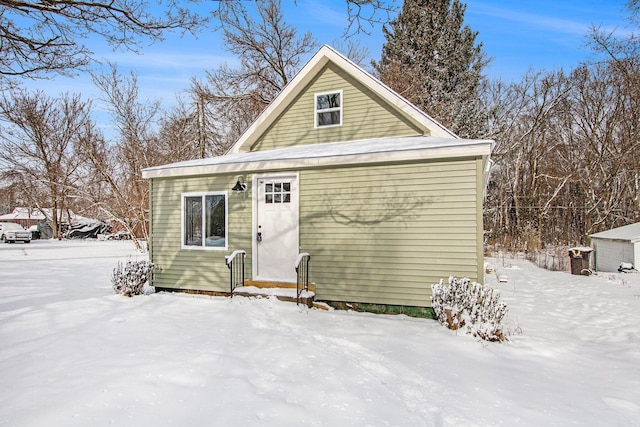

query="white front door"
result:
[254,174,299,282]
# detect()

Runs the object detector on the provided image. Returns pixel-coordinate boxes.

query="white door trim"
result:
[252,172,300,281]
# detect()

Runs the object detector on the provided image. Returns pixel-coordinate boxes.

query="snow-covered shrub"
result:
[431,276,508,342]
[111,260,154,297]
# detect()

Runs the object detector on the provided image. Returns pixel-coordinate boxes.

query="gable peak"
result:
[227,45,457,154]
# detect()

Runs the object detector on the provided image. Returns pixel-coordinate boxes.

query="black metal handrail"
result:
[225,250,246,295]
[295,252,311,305]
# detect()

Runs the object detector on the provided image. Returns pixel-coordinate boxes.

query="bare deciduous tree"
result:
[483,2,640,250]
[0,0,207,85]
[0,89,92,236]
[191,0,317,152]
[0,0,395,88]
[88,64,163,248]
[344,0,398,37]
[484,61,640,250]
[331,39,372,68]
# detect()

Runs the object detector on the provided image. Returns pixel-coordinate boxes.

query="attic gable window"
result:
[315,90,342,128]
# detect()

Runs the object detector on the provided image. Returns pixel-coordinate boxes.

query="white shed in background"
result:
[589,222,640,272]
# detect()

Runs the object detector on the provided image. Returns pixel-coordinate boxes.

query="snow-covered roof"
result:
[142,135,493,179]
[0,207,45,221]
[589,222,640,243]
[0,208,76,222]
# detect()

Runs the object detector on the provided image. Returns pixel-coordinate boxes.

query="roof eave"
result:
[142,142,492,180]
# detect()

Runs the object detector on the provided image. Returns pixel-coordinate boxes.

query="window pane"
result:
[328,93,340,108]
[283,182,290,191]
[185,196,202,246]
[316,94,329,110]
[274,183,282,191]
[265,194,273,204]
[317,93,340,110]
[317,111,340,126]
[316,92,341,127]
[284,193,290,203]
[274,193,281,203]
[266,183,273,192]
[204,195,226,247]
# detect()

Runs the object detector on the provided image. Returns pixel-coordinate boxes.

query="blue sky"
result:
[22,0,633,124]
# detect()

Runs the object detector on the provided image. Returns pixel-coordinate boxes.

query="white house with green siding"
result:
[142,45,493,314]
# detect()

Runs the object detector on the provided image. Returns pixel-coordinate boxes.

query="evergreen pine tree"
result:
[374,0,488,138]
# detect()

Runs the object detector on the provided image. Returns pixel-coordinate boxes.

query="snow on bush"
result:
[111,260,154,297]
[431,276,508,342]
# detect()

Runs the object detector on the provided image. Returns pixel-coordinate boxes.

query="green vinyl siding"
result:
[149,175,253,292]
[144,47,488,306]
[298,158,482,307]
[251,63,425,151]
[148,158,483,306]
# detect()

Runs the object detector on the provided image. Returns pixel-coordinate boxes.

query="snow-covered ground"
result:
[1,240,639,426]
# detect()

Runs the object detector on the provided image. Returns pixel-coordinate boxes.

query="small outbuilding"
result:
[589,222,640,272]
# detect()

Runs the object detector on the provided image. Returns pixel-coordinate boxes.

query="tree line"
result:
[0,0,638,250]
[0,0,318,245]
[374,0,639,249]
[483,59,639,250]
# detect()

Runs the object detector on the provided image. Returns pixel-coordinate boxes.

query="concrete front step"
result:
[234,280,316,307]
[243,280,315,293]
[233,285,315,308]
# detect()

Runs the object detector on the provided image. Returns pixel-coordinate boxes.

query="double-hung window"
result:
[182,192,227,249]
[315,90,342,128]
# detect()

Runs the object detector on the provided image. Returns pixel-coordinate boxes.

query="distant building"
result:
[590,222,640,272]
[0,207,75,228]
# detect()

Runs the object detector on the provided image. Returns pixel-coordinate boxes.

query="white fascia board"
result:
[142,142,492,179]
[227,49,331,154]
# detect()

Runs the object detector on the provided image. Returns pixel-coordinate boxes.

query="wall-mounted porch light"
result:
[232,176,247,192]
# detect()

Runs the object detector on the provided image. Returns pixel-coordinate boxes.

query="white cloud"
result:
[293,0,347,29]
[470,4,593,37]
[94,51,235,71]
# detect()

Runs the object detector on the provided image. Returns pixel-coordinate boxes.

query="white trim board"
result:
[143,136,493,179]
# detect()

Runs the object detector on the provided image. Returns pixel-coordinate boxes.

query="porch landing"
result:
[233,280,315,307]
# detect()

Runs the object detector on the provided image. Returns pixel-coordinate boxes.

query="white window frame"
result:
[314,90,343,128]
[181,191,228,251]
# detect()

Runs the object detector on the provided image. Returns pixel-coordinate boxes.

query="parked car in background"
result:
[0,222,31,243]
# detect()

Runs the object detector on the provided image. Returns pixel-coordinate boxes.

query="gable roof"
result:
[227,45,457,154]
[590,222,640,243]
[142,135,493,179]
